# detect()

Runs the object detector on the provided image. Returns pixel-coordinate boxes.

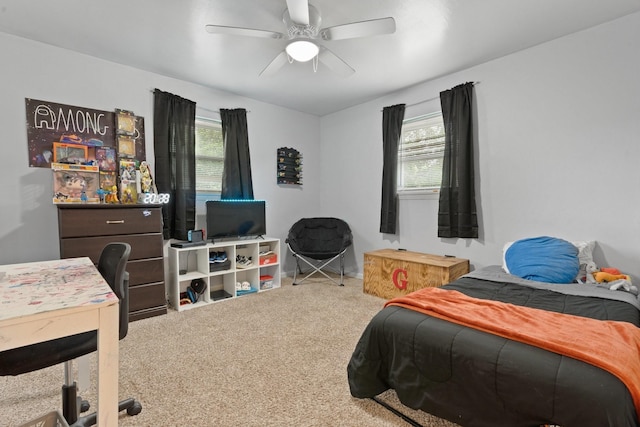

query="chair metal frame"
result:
[286,217,353,286]
[288,243,349,286]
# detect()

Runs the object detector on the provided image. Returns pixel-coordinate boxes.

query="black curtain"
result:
[379,104,406,234]
[438,82,478,238]
[220,108,254,200]
[153,89,196,240]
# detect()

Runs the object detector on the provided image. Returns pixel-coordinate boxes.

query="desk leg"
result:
[96,302,119,426]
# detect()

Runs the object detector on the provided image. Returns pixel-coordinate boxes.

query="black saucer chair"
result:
[286,217,353,286]
[0,242,142,426]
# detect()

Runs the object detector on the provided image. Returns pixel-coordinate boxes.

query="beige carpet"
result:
[1,275,460,427]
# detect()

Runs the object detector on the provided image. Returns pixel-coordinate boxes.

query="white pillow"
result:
[502,239,596,281]
[572,240,596,281]
[573,240,596,266]
[502,241,514,273]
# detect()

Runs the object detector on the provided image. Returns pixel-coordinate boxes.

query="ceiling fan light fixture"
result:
[285,40,319,62]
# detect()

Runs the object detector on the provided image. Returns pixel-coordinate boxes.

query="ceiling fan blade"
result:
[285,0,310,25]
[260,51,289,76]
[320,17,396,41]
[205,24,283,39]
[318,48,355,77]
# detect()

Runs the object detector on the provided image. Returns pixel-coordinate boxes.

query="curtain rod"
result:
[197,106,252,114]
[151,90,251,113]
[196,106,221,115]
[383,81,480,111]
[405,96,439,109]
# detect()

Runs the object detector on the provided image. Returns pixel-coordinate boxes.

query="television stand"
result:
[211,234,265,244]
[167,237,280,312]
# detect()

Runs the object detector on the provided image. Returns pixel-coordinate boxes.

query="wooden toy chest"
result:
[363,249,469,300]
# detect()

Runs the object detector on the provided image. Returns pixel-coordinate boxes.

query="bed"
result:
[348,247,640,426]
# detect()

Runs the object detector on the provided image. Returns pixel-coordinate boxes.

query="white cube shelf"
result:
[167,238,281,311]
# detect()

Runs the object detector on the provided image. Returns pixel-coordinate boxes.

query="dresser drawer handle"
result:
[106,220,125,224]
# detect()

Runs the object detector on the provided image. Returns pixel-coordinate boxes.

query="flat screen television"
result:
[206,200,266,241]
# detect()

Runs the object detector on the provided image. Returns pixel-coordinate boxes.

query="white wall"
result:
[0,33,321,270]
[3,11,640,282]
[321,12,640,280]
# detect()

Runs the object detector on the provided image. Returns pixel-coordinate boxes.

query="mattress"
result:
[347,267,640,427]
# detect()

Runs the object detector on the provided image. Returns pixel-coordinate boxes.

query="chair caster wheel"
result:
[80,399,90,413]
[292,282,299,286]
[127,401,142,416]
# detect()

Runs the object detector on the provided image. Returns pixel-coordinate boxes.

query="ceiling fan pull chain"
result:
[312,54,318,72]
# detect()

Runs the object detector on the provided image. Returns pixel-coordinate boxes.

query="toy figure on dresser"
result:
[59,172,88,199]
[95,147,116,172]
[96,187,109,203]
[119,159,138,204]
[105,185,119,204]
[53,169,96,201]
[80,183,88,203]
[122,188,135,204]
[139,161,157,194]
[52,163,100,203]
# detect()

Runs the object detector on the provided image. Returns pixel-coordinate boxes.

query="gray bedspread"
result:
[467,265,640,309]
[348,268,640,426]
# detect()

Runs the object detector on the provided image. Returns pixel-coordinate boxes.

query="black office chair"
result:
[286,217,353,286]
[0,242,142,426]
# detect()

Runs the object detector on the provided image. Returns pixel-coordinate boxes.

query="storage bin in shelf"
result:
[236,288,258,296]
[167,237,281,311]
[259,264,280,291]
[260,275,274,290]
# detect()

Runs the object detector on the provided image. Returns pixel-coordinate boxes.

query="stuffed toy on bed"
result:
[585,261,638,295]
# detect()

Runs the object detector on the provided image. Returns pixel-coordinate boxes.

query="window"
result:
[398,112,445,194]
[195,117,224,193]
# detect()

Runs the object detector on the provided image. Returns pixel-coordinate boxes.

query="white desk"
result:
[0,257,119,426]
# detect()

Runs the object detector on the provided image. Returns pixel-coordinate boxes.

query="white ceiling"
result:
[1,0,639,116]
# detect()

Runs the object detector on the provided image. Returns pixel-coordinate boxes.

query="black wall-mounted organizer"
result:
[277,147,302,185]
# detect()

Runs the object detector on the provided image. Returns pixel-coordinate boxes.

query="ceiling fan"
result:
[205,0,396,76]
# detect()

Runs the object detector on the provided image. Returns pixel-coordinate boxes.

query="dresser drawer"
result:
[129,282,166,312]
[130,306,167,322]
[128,257,165,286]
[58,207,163,238]
[60,233,163,262]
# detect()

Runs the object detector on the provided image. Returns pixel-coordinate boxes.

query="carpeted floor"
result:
[0,275,460,427]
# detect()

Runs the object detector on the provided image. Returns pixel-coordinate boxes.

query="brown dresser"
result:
[57,204,167,321]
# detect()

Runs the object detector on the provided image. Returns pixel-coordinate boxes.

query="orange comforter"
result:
[386,287,640,419]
